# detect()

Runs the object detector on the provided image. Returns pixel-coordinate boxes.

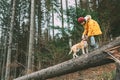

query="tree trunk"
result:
[66,0,70,28]
[80,0,88,10]
[52,1,54,40]
[1,36,7,80]
[61,0,64,29]
[5,0,16,80]
[27,0,35,74]
[65,0,72,48]
[14,36,120,80]
[37,0,42,70]
[75,0,78,17]
[115,63,120,80]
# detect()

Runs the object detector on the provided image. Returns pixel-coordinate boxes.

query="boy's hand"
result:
[82,34,85,39]
[82,34,88,40]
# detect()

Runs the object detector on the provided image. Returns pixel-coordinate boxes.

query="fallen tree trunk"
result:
[115,63,120,80]
[14,36,120,80]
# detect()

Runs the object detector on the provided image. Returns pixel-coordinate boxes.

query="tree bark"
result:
[115,63,120,80]
[61,0,64,29]
[14,36,120,80]
[5,0,16,80]
[80,0,88,10]
[27,0,35,73]
[52,1,54,40]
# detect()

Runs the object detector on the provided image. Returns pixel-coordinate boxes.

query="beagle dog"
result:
[69,37,88,58]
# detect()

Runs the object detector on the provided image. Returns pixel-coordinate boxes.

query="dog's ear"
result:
[84,35,88,40]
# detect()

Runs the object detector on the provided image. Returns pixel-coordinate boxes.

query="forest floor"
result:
[47,63,116,80]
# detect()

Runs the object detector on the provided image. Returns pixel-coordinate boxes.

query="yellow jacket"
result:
[83,19,102,37]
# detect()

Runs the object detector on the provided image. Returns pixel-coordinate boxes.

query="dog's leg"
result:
[73,52,78,58]
[82,47,85,54]
[73,53,75,58]
[85,42,88,54]
[86,47,89,54]
[75,53,78,58]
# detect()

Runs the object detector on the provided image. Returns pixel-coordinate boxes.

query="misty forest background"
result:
[0,0,120,80]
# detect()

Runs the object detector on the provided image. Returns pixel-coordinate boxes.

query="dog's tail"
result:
[69,50,72,55]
